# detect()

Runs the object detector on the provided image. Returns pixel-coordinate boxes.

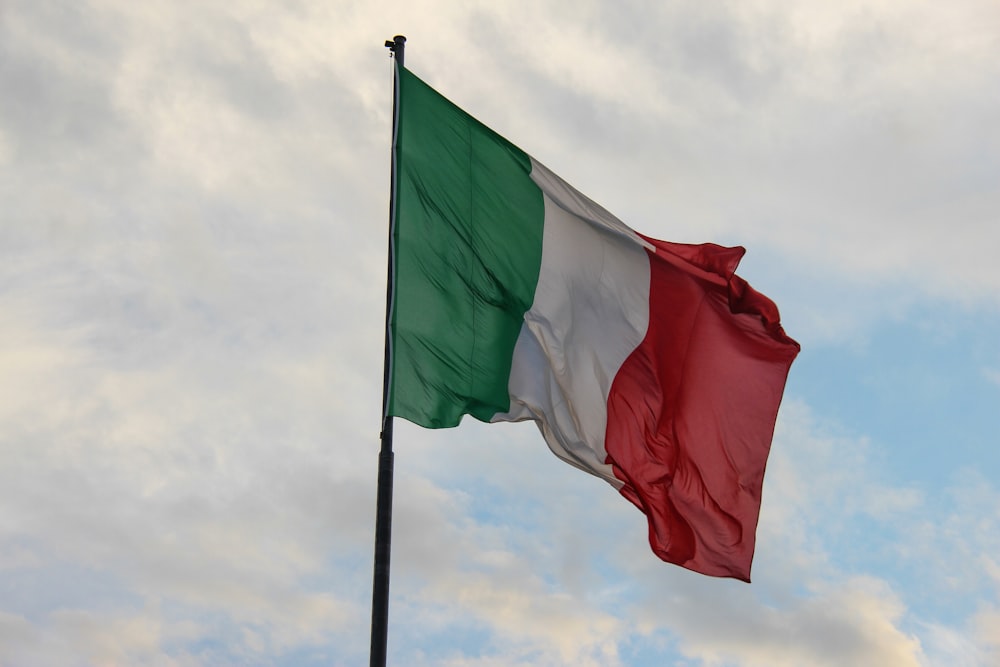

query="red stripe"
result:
[605,238,799,581]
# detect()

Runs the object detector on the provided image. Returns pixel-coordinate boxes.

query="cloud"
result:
[972,607,1000,666]
[382,425,632,665]
[663,577,922,667]
[422,573,624,667]
[0,243,377,664]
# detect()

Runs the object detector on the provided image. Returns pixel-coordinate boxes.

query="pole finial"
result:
[385,35,406,66]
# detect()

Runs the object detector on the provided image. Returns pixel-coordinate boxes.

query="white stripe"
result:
[529,159,656,253]
[492,158,651,487]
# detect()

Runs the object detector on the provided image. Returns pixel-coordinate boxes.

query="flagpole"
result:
[370,33,405,667]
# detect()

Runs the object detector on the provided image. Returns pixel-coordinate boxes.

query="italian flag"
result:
[387,65,800,582]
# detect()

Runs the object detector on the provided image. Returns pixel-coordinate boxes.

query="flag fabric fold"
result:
[387,64,799,581]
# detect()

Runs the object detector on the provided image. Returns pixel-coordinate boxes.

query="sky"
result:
[1,1,999,665]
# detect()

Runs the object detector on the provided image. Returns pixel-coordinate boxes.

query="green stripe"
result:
[388,66,545,428]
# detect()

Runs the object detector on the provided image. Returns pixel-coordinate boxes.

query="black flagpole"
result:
[371,34,405,667]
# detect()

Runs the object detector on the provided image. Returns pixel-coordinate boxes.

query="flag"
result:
[387,64,800,581]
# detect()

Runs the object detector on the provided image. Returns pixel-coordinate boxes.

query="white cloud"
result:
[425,574,624,667]
[973,607,1000,666]
[665,577,923,667]
[921,622,988,667]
